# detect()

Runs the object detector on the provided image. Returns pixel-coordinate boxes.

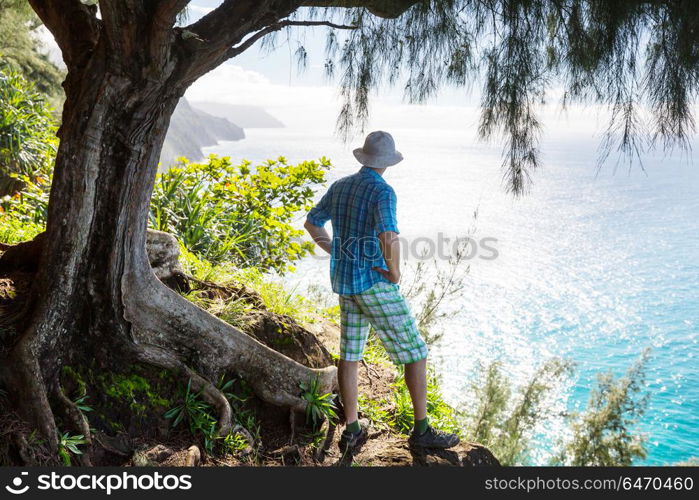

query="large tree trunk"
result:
[0,4,335,462]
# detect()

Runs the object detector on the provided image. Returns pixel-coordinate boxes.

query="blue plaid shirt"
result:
[306,167,400,295]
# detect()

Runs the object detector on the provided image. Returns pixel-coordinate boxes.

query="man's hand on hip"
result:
[373,267,400,284]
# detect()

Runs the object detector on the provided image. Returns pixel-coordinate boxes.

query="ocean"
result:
[203,125,699,465]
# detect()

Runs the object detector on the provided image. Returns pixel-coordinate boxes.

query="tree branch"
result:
[157,0,192,26]
[301,0,420,18]
[226,19,357,59]
[178,0,305,83]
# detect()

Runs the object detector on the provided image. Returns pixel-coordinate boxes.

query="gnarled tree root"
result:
[2,231,337,459]
[122,268,337,422]
[135,344,233,437]
[50,384,93,466]
[1,341,59,452]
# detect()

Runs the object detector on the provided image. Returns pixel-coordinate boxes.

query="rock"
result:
[160,97,245,167]
[185,445,201,466]
[0,232,45,273]
[93,431,133,457]
[230,425,256,456]
[91,431,134,466]
[460,443,501,466]
[145,230,189,291]
[410,442,500,467]
[190,102,284,129]
[146,230,180,279]
[0,230,186,291]
[269,445,303,466]
[144,444,175,462]
[344,434,501,467]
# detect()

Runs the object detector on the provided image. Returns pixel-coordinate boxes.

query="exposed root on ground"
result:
[122,268,337,413]
[135,344,233,436]
[361,359,381,387]
[2,342,59,452]
[50,383,93,465]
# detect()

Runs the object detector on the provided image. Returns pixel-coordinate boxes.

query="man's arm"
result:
[374,231,400,283]
[304,219,332,254]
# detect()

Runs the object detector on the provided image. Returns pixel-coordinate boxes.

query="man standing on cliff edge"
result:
[304,130,460,453]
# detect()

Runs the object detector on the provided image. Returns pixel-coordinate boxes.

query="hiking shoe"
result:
[408,426,460,449]
[339,419,369,453]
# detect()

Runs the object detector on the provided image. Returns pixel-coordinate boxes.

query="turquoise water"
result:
[204,126,699,465]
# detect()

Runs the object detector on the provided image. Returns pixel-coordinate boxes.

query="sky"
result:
[34,1,665,141]
[181,1,622,139]
[183,1,490,131]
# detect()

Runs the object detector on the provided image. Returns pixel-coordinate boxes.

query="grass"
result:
[179,247,319,325]
[0,213,43,244]
[300,377,338,426]
[362,331,393,367]
[165,376,262,458]
[358,394,392,431]
[390,368,462,437]
[354,339,462,437]
[57,432,87,466]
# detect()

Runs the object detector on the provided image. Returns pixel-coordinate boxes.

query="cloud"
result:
[184,63,620,137]
[185,64,340,128]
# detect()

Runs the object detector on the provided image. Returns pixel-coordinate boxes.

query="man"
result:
[304,130,460,453]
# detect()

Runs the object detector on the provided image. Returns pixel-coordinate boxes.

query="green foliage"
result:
[201,295,254,331]
[221,432,250,455]
[0,1,64,99]
[233,267,318,320]
[166,376,260,457]
[0,212,43,244]
[164,379,212,431]
[177,243,238,284]
[165,379,218,453]
[468,362,510,446]
[357,393,391,430]
[57,432,87,466]
[464,359,574,465]
[556,350,651,466]
[72,395,93,414]
[361,331,393,366]
[100,372,170,417]
[150,155,330,272]
[179,254,320,327]
[0,67,57,198]
[300,377,338,426]
[401,216,478,345]
[0,70,53,241]
[390,368,462,436]
[494,359,574,465]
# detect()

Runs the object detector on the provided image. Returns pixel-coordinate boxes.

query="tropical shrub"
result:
[555,350,651,466]
[0,67,57,197]
[464,359,574,465]
[150,155,330,272]
[0,1,65,99]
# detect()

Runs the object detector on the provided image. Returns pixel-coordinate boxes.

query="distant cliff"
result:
[190,102,285,129]
[160,98,245,167]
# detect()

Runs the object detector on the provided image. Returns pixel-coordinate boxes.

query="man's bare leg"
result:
[338,359,359,425]
[404,358,428,422]
[405,357,460,448]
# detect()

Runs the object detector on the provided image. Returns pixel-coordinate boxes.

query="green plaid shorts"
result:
[339,281,428,364]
